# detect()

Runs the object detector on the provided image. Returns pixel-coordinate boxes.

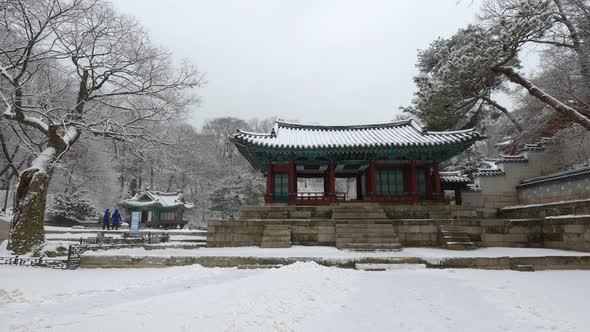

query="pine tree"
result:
[47,189,97,225]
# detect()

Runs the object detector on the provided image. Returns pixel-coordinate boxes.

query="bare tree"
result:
[0,0,202,254]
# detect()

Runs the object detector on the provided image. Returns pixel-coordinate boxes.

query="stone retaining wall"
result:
[499,199,590,219]
[208,218,553,248]
[209,204,590,251]
[80,254,590,270]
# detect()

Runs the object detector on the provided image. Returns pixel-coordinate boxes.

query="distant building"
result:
[119,191,194,229]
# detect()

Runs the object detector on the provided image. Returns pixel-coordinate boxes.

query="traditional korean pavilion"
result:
[119,191,194,228]
[231,120,482,205]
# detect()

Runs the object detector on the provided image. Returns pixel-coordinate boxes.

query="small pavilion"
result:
[231,120,482,205]
[119,191,194,228]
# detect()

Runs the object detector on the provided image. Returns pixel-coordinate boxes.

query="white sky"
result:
[110,0,485,129]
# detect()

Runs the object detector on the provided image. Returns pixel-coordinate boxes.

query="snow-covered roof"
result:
[520,143,544,152]
[466,184,482,192]
[231,120,482,149]
[439,171,470,184]
[119,191,194,210]
[476,169,505,177]
[497,154,528,164]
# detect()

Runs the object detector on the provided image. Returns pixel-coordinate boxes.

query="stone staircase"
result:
[335,221,402,251]
[332,206,388,219]
[260,225,292,248]
[438,225,476,250]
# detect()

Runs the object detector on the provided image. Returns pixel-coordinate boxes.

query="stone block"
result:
[481,234,504,242]
[508,226,530,234]
[317,226,335,233]
[317,233,335,242]
[463,226,482,234]
[544,232,564,242]
[289,210,312,219]
[404,233,432,242]
[505,233,528,242]
[420,225,437,233]
[484,226,507,234]
[481,220,505,227]
[565,224,587,234]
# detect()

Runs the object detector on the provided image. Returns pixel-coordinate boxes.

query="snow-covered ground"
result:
[1,263,589,331]
[83,245,590,260]
[44,225,206,233]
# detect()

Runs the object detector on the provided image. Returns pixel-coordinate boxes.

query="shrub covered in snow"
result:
[47,190,97,225]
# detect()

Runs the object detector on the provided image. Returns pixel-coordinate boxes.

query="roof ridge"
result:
[275,119,414,130]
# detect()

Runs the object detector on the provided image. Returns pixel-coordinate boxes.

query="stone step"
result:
[337,243,402,251]
[337,239,400,245]
[336,233,399,239]
[438,224,475,250]
[336,226,394,234]
[442,235,472,242]
[335,224,394,230]
[332,213,388,219]
[237,264,283,270]
[262,230,291,236]
[439,226,467,232]
[260,241,291,248]
[262,236,291,242]
[263,225,291,230]
[354,263,427,271]
[443,242,477,250]
[511,264,535,272]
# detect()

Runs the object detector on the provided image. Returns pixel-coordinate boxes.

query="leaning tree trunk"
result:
[494,66,590,130]
[8,166,53,254]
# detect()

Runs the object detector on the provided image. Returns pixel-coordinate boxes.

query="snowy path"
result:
[1,263,590,331]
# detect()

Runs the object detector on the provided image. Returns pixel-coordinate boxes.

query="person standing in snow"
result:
[102,209,111,230]
[112,209,121,231]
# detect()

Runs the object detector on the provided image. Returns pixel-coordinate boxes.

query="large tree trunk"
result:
[8,168,52,254]
[8,148,58,254]
[494,66,590,130]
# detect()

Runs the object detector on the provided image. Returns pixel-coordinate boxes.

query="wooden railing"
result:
[295,192,346,201]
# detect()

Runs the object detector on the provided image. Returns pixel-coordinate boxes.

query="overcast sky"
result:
[110,0,484,129]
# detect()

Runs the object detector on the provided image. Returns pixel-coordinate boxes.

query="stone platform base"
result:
[208,204,590,251]
[80,254,590,270]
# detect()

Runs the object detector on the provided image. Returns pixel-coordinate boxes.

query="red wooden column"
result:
[409,160,418,202]
[367,159,377,201]
[288,160,296,204]
[328,160,336,202]
[425,166,432,200]
[433,160,442,201]
[265,160,274,204]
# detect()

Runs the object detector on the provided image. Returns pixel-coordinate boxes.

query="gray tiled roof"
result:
[439,171,471,184]
[477,169,505,177]
[497,154,528,163]
[232,120,482,149]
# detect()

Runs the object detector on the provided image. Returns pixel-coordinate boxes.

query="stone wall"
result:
[517,176,590,205]
[499,199,590,219]
[543,216,590,251]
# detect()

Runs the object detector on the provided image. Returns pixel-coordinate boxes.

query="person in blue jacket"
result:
[112,209,121,231]
[102,209,111,230]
